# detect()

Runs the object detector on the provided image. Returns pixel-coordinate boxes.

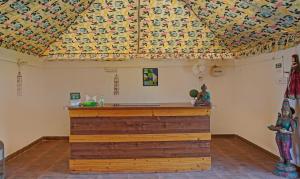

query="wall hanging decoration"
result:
[210,65,224,77]
[192,60,206,80]
[16,59,23,96]
[143,68,158,86]
[285,54,300,99]
[103,67,119,95]
[114,73,119,95]
[17,71,22,96]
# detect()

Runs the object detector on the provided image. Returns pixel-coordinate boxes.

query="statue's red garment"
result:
[285,69,300,99]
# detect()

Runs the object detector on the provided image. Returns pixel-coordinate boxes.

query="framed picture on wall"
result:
[143,68,158,86]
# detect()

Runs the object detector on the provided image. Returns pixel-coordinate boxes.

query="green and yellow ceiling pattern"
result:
[0,0,94,55]
[44,0,139,59]
[187,0,300,57]
[0,0,300,60]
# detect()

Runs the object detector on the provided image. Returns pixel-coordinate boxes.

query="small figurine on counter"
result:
[268,99,299,179]
[194,84,211,106]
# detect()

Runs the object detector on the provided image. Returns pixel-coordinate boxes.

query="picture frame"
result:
[143,68,158,86]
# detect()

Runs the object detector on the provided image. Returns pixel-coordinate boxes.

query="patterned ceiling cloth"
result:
[0,0,94,55]
[186,0,300,57]
[0,0,300,60]
[43,0,140,60]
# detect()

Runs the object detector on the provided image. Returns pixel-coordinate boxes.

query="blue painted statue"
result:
[194,84,211,106]
[268,99,299,178]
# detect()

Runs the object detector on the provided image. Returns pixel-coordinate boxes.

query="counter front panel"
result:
[69,104,211,173]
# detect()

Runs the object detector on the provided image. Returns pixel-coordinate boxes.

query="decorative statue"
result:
[285,54,300,99]
[268,99,299,178]
[284,54,300,167]
[194,84,211,106]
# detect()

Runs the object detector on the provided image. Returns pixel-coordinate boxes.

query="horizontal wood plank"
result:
[69,108,210,118]
[153,108,210,116]
[71,116,210,135]
[71,141,210,159]
[70,133,211,143]
[69,109,153,117]
[68,105,211,172]
[69,157,211,172]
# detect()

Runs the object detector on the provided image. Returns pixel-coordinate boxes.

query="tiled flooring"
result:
[6,137,286,179]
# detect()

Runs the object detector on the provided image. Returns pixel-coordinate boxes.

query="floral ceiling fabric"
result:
[0,0,300,60]
[138,0,230,58]
[187,0,300,57]
[0,0,94,55]
[43,0,139,60]
[44,0,233,60]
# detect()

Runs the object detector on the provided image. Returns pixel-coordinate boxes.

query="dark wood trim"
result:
[43,136,69,140]
[212,134,280,161]
[211,134,236,138]
[211,134,300,173]
[5,137,44,161]
[234,135,279,161]
[5,136,69,162]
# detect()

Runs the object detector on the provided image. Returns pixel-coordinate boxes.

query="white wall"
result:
[232,45,300,156]
[3,44,299,159]
[0,48,45,156]
[41,60,236,136]
[0,52,237,156]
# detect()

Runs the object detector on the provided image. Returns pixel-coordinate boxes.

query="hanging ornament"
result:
[114,73,119,95]
[17,59,23,96]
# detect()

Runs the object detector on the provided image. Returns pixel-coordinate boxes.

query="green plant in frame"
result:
[143,68,158,86]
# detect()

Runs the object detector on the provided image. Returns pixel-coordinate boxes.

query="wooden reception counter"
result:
[68,103,211,173]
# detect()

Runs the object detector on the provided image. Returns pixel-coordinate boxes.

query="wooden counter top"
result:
[68,103,211,118]
[68,103,211,110]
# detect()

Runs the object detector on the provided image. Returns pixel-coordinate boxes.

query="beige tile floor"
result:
[5,137,288,179]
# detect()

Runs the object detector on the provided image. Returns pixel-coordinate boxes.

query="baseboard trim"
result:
[211,134,236,138]
[5,136,69,162]
[43,136,69,140]
[212,134,280,161]
[236,139,300,170]
[5,137,44,161]
[233,135,279,161]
